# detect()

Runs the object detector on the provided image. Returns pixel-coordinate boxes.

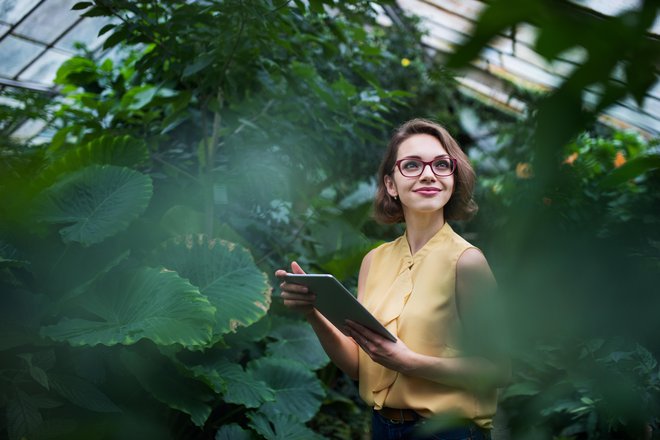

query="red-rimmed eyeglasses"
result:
[393,156,457,177]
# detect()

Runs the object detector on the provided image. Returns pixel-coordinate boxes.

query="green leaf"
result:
[157,235,271,338]
[248,413,325,440]
[160,113,189,134]
[120,85,158,111]
[188,358,274,408]
[55,249,131,306]
[72,2,93,10]
[332,76,357,98]
[41,267,216,348]
[501,381,541,399]
[224,316,272,346]
[160,205,205,236]
[183,54,215,78]
[18,354,50,390]
[36,165,153,246]
[81,6,111,18]
[625,48,658,105]
[6,389,43,440]
[308,0,325,14]
[0,331,37,351]
[0,240,29,269]
[102,27,129,50]
[446,0,536,69]
[97,23,115,37]
[534,25,578,62]
[247,358,325,422]
[30,394,63,409]
[215,424,254,440]
[54,56,98,86]
[40,135,150,188]
[599,351,633,363]
[601,155,660,187]
[266,321,330,370]
[121,350,213,427]
[49,373,120,413]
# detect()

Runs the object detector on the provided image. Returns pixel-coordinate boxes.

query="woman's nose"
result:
[419,163,437,179]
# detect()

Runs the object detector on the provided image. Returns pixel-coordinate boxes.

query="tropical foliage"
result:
[1,0,659,439]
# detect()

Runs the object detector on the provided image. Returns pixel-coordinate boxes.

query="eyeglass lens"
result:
[399,158,454,177]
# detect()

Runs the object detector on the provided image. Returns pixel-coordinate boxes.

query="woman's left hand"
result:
[344,320,413,373]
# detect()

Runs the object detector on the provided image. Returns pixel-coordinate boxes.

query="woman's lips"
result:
[414,187,441,196]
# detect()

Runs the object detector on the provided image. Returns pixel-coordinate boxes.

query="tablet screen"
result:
[283,273,396,342]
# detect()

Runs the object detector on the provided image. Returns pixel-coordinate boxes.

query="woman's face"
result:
[384,134,455,219]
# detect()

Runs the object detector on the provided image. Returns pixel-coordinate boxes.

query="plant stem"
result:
[204,89,223,237]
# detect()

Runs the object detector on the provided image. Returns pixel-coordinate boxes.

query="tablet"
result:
[283,273,397,342]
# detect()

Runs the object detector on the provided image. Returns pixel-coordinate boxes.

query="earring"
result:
[394,195,398,201]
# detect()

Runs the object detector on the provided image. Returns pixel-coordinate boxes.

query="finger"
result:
[280,291,316,302]
[357,336,372,353]
[279,281,309,294]
[344,320,368,336]
[282,299,315,308]
[291,261,306,274]
[344,322,365,341]
[275,269,288,278]
[346,328,369,350]
[346,320,381,341]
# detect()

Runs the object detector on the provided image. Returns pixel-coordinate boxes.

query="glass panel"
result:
[0,94,22,107]
[18,47,69,84]
[14,0,81,44]
[56,16,114,52]
[0,35,44,77]
[0,0,41,25]
[10,118,47,140]
[0,23,9,38]
[571,0,642,16]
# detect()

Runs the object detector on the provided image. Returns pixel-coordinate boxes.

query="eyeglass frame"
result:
[392,156,457,178]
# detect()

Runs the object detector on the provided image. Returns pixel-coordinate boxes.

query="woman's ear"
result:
[384,175,398,198]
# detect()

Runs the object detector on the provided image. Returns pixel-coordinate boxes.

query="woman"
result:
[275,119,509,440]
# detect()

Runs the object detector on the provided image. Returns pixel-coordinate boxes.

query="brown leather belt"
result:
[376,407,421,423]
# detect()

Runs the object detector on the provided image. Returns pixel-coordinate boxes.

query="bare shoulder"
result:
[456,247,496,291]
[457,247,490,272]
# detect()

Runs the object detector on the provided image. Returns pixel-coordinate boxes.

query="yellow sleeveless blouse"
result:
[358,222,497,429]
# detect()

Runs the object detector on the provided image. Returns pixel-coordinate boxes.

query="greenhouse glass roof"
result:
[0,0,658,142]
[0,0,112,91]
[395,0,660,137]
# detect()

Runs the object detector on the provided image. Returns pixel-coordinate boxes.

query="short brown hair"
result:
[373,118,477,224]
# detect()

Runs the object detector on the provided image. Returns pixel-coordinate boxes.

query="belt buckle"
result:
[387,408,411,424]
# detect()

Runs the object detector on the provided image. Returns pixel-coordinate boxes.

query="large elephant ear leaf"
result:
[186,357,274,408]
[266,319,330,370]
[121,349,214,427]
[39,135,149,188]
[247,357,325,423]
[215,424,254,440]
[247,412,325,440]
[0,240,30,269]
[158,235,271,338]
[41,267,215,349]
[36,164,153,246]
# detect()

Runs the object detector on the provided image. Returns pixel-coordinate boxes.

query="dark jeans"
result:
[371,410,491,440]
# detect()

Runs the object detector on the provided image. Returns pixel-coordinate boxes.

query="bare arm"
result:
[276,256,376,379]
[345,248,510,391]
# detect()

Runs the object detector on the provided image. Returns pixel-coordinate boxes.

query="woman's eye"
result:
[434,159,451,169]
[403,160,421,170]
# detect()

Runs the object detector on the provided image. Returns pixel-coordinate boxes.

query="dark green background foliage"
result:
[1,0,659,439]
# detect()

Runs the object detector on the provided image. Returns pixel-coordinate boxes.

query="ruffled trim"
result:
[365,222,454,404]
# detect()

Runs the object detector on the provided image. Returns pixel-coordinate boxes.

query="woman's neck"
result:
[403,210,445,255]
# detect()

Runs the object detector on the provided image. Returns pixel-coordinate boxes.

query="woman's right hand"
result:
[274,261,317,317]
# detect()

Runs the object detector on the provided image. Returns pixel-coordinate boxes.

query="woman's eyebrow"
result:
[399,154,451,159]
